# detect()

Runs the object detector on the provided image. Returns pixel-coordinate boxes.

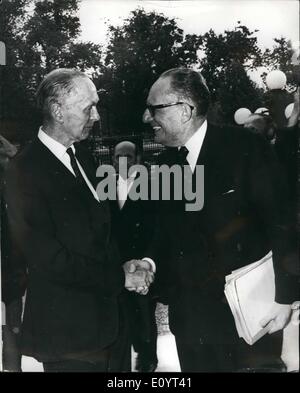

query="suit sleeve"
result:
[3,163,122,292]
[247,135,299,304]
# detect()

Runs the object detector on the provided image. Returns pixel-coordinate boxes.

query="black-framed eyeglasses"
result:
[146,102,194,117]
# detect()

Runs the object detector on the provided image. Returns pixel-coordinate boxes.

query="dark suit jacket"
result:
[109,173,157,262]
[275,125,299,211]
[2,139,123,362]
[109,173,158,348]
[151,123,299,344]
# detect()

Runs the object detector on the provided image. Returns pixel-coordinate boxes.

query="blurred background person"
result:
[274,87,299,247]
[1,134,23,372]
[243,113,276,145]
[109,140,158,372]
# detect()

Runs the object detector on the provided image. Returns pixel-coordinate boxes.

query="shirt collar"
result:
[38,127,74,159]
[184,120,207,171]
[119,170,137,182]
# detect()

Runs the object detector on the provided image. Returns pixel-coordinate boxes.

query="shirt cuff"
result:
[142,257,156,273]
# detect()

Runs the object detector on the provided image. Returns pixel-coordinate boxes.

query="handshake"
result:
[123,259,155,295]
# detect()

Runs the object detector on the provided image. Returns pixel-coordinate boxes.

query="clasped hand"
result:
[123,259,155,295]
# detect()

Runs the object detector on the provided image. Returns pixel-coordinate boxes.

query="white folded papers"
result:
[224,251,275,345]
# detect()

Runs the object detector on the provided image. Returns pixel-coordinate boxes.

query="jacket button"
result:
[135,222,140,227]
[179,250,184,256]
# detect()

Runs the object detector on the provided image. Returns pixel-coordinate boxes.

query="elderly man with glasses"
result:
[126,67,298,372]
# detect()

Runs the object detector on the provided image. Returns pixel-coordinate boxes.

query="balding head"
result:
[114,141,137,157]
[113,140,140,175]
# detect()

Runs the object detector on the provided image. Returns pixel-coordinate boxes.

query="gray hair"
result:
[161,68,210,117]
[36,68,88,121]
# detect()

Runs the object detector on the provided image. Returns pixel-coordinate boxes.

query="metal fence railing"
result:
[90,135,165,166]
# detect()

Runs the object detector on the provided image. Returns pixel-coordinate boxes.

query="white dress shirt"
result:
[183,120,207,173]
[38,128,99,201]
[117,171,137,209]
[144,121,208,273]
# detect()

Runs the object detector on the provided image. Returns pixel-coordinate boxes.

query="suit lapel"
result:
[33,139,79,190]
[74,143,98,190]
[196,123,220,167]
[34,139,104,206]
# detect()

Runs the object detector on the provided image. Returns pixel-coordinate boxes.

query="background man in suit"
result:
[0,134,23,372]
[2,68,149,372]
[243,113,276,144]
[110,140,158,372]
[137,67,298,372]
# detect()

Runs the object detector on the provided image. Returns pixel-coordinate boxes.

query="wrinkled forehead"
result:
[147,76,177,104]
[67,77,98,104]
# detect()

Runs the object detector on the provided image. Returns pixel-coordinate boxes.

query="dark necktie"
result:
[66,147,93,193]
[177,146,192,201]
[176,146,189,167]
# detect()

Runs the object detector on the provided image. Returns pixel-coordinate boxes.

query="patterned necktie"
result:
[66,147,93,193]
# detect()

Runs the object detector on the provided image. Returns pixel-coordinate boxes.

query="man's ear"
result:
[181,103,193,124]
[51,102,63,123]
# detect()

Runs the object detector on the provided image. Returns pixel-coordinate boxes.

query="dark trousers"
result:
[236,331,285,372]
[175,330,284,372]
[44,299,131,373]
[125,291,158,364]
[43,358,109,372]
[175,336,237,372]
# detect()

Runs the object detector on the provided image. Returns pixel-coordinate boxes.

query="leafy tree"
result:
[99,15,268,131]
[259,38,296,128]
[1,0,102,142]
[198,22,263,97]
[0,0,33,126]
[97,8,203,135]
[194,22,264,124]
[261,35,299,116]
[210,61,264,124]
[262,38,295,83]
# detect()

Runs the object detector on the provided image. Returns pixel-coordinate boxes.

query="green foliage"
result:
[99,16,267,131]
[1,3,295,138]
[0,0,34,126]
[195,23,265,124]
[211,61,264,124]
[25,0,81,71]
[261,37,296,87]
[97,8,203,134]
[0,0,102,140]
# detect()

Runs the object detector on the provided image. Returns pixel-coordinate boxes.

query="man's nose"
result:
[142,108,152,123]
[91,106,100,122]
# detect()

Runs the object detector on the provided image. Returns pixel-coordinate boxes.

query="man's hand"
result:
[123,259,155,295]
[260,302,292,334]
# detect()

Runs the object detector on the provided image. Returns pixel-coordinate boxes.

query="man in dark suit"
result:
[110,140,158,372]
[135,67,299,372]
[275,88,299,231]
[0,134,24,372]
[2,68,149,372]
